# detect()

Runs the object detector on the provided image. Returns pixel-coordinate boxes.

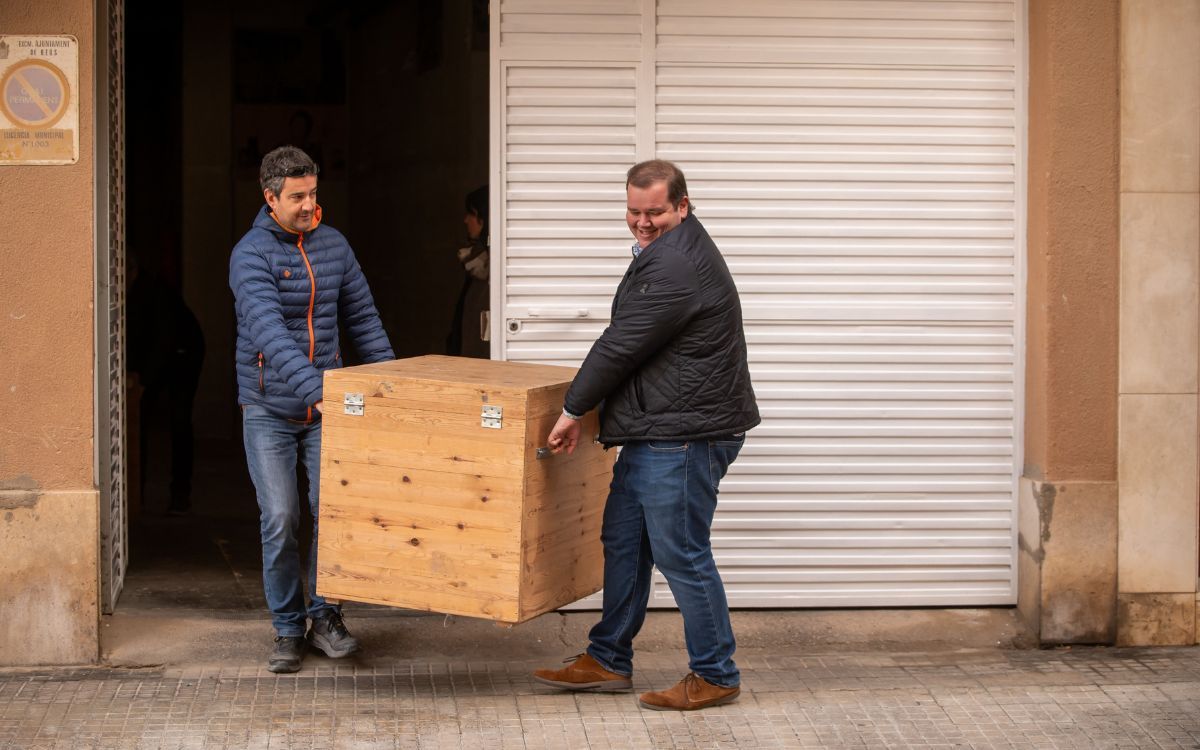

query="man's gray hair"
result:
[259,145,319,197]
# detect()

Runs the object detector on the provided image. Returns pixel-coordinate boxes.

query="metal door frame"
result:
[94,0,127,615]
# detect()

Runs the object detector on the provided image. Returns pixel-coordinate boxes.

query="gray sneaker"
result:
[307,611,360,658]
[267,635,306,673]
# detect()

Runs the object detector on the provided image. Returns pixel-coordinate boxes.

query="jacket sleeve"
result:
[230,240,326,407]
[338,244,395,364]
[564,248,702,415]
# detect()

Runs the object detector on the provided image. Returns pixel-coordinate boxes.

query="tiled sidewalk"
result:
[1,647,1198,749]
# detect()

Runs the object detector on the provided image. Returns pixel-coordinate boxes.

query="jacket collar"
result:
[254,203,323,243]
[635,212,699,259]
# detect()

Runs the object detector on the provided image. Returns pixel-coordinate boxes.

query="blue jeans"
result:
[242,404,337,636]
[587,435,744,688]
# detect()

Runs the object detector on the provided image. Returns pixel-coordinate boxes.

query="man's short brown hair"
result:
[259,145,319,198]
[626,159,689,208]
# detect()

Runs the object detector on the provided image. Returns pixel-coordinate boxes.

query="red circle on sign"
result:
[1,60,71,129]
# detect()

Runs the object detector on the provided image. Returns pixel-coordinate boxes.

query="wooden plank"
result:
[323,513,518,563]
[324,380,531,422]
[319,544,519,594]
[319,530,522,617]
[322,494,519,537]
[521,552,605,618]
[521,409,612,519]
[325,400,528,442]
[523,453,614,498]
[518,403,613,617]
[520,497,606,554]
[521,522,607,561]
[321,456,522,513]
[319,523,519,593]
[323,355,572,428]
[328,354,578,391]
[322,429,526,479]
[317,562,520,622]
[523,453,612,522]
[520,397,609,615]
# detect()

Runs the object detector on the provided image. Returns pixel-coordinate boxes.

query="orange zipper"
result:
[269,208,322,424]
[297,235,317,422]
[258,352,265,392]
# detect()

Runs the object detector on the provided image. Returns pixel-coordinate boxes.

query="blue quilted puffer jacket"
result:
[229,205,394,421]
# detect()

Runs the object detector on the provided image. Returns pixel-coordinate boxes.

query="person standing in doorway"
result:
[446,185,490,358]
[229,146,394,673]
[533,160,760,710]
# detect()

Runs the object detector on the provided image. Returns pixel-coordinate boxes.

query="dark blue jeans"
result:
[586,435,744,688]
[242,404,337,637]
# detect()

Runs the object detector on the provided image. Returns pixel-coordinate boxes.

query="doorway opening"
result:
[117,0,489,621]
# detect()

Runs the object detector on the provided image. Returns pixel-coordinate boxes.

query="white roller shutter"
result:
[502,63,637,363]
[492,0,1024,607]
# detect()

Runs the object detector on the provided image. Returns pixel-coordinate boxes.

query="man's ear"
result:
[263,189,277,209]
[678,196,689,218]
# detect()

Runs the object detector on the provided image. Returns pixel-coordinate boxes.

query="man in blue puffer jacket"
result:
[230,146,394,674]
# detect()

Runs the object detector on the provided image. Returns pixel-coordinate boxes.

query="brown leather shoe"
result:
[532,652,632,692]
[638,673,740,711]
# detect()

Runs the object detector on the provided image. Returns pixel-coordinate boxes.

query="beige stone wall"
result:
[1020,0,1122,644]
[1023,0,1200,648]
[1116,0,1200,646]
[0,0,101,665]
[0,492,99,664]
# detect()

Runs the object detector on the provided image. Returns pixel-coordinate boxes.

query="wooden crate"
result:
[316,355,614,624]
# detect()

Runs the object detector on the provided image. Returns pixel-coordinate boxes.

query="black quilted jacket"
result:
[564,214,760,445]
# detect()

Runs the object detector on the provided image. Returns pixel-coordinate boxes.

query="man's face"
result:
[626,180,688,249]
[265,174,318,233]
[464,209,484,241]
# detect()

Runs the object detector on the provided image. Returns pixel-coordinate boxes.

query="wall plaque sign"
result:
[0,35,79,165]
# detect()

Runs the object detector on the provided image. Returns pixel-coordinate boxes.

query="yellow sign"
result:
[0,35,79,165]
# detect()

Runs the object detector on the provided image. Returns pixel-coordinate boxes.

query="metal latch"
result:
[481,404,503,429]
[343,393,364,416]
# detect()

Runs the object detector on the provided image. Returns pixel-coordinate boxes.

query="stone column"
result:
[1116,0,1200,646]
[1019,0,1122,645]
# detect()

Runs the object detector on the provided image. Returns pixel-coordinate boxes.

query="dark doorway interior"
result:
[121,0,489,615]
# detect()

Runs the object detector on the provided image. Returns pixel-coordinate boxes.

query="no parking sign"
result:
[0,35,78,165]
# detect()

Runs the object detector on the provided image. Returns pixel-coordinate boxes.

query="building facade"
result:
[0,0,1196,666]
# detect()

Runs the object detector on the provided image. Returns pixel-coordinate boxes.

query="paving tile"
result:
[1,648,1199,748]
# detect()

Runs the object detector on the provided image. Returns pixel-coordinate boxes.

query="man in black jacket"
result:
[533,160,759,711]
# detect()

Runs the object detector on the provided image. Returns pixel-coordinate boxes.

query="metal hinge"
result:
[343,393,364,416]
[481,404,503,429]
